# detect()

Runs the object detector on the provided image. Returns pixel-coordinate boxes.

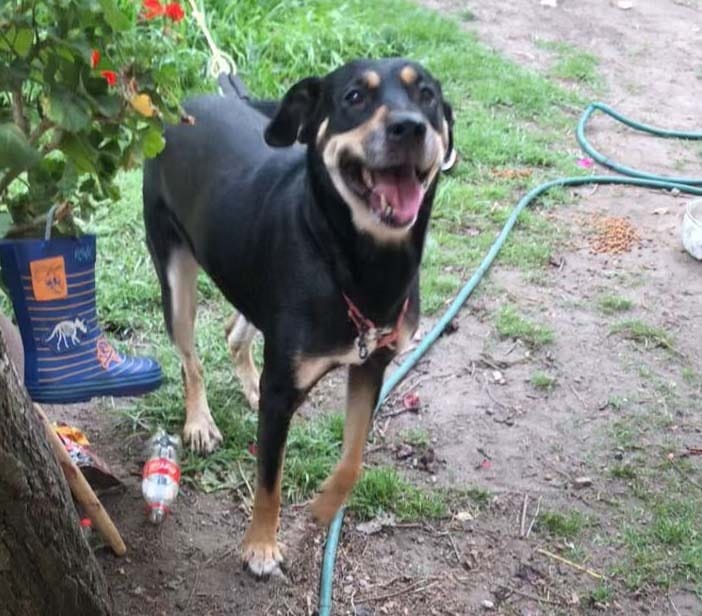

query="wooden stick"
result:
[34,404,126,556]
[520,493,528,537]
[525,496,542,539]
[536,548,603,580]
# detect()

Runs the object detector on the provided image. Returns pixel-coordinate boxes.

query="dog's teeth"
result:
[362,167,374,188]
[380,194,391,216]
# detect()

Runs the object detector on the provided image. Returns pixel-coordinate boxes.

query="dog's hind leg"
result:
[225,314,260,410]
[166,248,222,453]
[144,195,222,454]
[310,357,386,525]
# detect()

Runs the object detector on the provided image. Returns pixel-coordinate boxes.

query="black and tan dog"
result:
[143,58,454,576]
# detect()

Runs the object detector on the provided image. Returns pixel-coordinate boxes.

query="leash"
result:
[185,0,249,99]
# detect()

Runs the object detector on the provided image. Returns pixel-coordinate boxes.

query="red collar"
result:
[342,293,409,359]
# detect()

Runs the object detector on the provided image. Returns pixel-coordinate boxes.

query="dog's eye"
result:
[344,89,365,107]
[419,85,436,105]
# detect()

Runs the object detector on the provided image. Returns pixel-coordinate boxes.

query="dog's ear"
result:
[265,77,322,147]
[441,101,457,172]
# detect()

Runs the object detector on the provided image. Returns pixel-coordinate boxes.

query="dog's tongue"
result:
[372,167,424,224]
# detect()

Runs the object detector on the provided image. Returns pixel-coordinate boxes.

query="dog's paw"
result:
[241,540,285,579]
[183,415,222,454]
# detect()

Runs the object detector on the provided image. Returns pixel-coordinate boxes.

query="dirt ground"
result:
[46,1,702,614]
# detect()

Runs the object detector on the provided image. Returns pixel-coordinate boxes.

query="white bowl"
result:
[682,198,702,261]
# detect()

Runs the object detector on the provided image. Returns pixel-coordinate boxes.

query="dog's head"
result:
[265,59,454,242]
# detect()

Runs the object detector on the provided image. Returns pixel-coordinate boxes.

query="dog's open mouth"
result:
[341,156,430,228]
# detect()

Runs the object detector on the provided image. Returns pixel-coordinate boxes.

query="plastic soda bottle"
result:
[141,429,181,524]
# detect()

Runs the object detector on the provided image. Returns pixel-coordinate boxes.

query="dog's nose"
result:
[386,112,427,142]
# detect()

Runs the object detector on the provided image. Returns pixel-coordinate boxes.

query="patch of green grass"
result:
[611,320,675,352]
[350,467,448,521]
[495,305,554,348]
[606,394,629,411]
[620,497,702,589]
[400,428,430,447]
[610,464,637,480]
[536,39,600,86]
[530,370,557,391]
[589,583,614,606]
[598,295,633,315]
[682,367,700,386]
[538,510,588,539]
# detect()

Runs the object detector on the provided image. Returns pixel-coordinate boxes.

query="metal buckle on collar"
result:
[343,293,408,360]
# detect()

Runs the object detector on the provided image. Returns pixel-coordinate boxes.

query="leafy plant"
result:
[0,0,193,237]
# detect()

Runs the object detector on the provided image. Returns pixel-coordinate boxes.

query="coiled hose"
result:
[317,102,702,615]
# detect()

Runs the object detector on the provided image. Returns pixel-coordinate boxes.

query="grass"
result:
[350,467,448,521]
[611,320,675,352]
[538,510,589,539]
[598,294,633,315]
[530,370,557,391]
[495,305,554,348]
[400,428,430,447]
[536,39,600,86]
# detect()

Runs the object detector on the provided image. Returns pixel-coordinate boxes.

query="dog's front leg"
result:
[241,370,298,578]
[311,356,386,525]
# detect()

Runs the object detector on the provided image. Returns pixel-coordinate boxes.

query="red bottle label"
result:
[143,457,181,483]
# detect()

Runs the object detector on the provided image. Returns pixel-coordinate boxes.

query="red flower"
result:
[164,2,185,22]
[90,49,100,69]
[142,0,164,19]
[101,70,118,87]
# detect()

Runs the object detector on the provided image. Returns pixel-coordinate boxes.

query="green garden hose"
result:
[317,102,702,615]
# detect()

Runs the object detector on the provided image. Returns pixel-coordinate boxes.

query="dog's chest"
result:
[294,324,411,391]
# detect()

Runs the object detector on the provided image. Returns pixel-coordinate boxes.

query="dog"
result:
[143,58,454,577]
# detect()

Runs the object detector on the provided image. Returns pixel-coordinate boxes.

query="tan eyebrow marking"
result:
[400,65,418,85]
[363,70,381,88]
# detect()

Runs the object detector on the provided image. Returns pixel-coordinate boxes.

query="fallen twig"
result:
[237,460,255,501]
[525,496,542,539]
[356,577,439,603]
[536,548,603,580]
[500,585,563,607]
[520,494,529,537]
[668,594,682,616]
[569,383,588,410]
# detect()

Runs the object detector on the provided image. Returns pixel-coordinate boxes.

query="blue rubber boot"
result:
[0,234,162,403]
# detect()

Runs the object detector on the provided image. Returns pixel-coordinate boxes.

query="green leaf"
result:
[0,124,40,172]
[46,92,90,132]
[0,211,12,238]
[142,126,165,158]
[13,28,34,58]
[98,0,131,31]
[59,134,97,173]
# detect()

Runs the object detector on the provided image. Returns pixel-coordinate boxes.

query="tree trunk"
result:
[0,330,112,616]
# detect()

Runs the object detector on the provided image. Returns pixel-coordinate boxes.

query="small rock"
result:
[354,607,373,616]
[416,535,425,545]
[482,599,495,610]
[573,476,593,489]
[492,370,506,385]
[455,510,474,522]
[396,443,414,460]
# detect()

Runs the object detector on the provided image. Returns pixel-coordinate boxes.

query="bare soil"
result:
[43,1,702,614]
